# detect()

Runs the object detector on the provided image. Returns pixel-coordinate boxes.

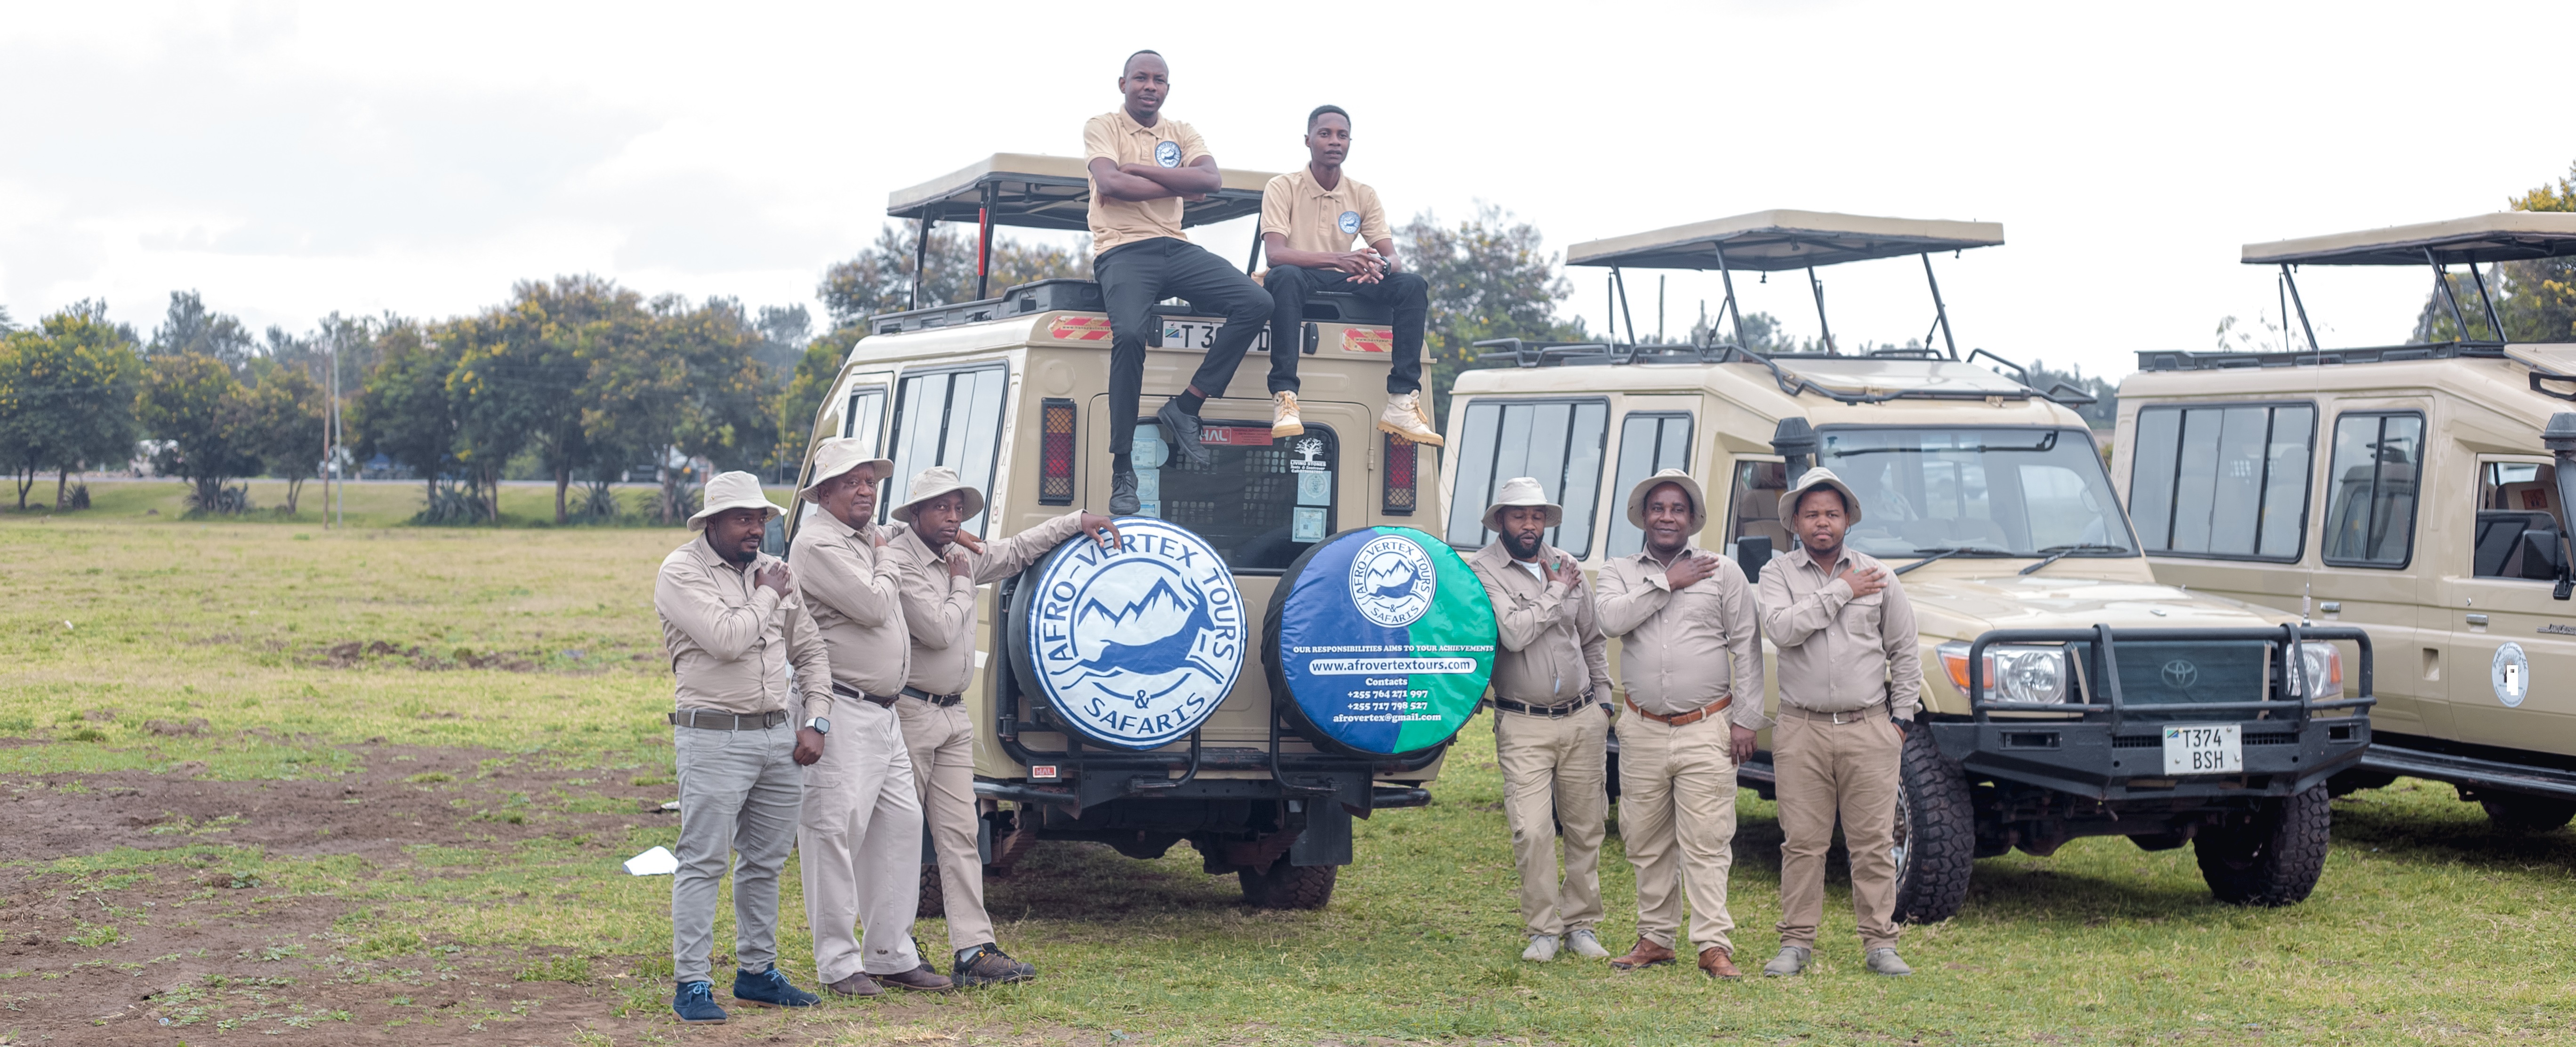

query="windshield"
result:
[1814,427,2136,558]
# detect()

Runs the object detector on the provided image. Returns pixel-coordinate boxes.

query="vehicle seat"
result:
[2495,480,2558,516]
[2475,510,2561,579]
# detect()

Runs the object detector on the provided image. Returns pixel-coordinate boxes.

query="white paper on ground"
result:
[624,846,678,876]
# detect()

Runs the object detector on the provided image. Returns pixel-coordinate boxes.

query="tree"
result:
[245,365,325,513]
[0,303,144,509]
[448,276,656,524]
[753,303,812,382]
[351,319,461,507]
[770,331,856,481]
[137,353,261,513]
[581,295,776,524]
[819,225,1092,330]
[2414,159,2576,344]
[1395,204,1587,427]
[147,291,256,375]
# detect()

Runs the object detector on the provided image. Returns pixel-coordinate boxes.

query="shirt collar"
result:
[1795,543,1851,574]
[1113,108,1159,136]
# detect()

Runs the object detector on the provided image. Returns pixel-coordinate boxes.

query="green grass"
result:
[2,513,2573,1044]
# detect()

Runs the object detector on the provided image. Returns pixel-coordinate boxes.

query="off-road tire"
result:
[1238,862,1337,910]
[1891,723,1975,925]
[917,864,945,919]
[2479,793,2576,834]
[2196,784,2330,906]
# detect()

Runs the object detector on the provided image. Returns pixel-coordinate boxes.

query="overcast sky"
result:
[4,1,2569,381]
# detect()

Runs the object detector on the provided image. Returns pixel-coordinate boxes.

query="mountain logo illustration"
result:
[1023,519,1244,751]
[1072,572,1228,687]
[1347,534,1436,628]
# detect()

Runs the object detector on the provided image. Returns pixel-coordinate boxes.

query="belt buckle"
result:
[1829,710,1852,725]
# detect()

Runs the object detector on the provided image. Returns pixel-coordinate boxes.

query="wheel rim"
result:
[1890,777,1914,885]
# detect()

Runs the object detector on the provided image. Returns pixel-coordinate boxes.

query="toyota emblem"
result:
[2160,660,2200,689]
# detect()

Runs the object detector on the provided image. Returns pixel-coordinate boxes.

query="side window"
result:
[1443,398,1610,556]
[2130,403,2314,560]
[2472,459,2565,581]
[1603,412,1695,559]
[2320,411,2423,568]
[844,386,888,451]
[883,365,1009,534]
[1727,459,1791,550]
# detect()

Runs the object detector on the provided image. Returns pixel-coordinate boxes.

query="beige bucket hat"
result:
[1625,468,1707,537]
[688,471,784,532]
[1481,476,1563,532]
[1778,467,1863,525]
[797,438,894,504]
[892,466,985,524]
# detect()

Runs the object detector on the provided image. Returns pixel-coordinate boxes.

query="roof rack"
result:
[2134,340,2510,372]
[866,277,1395,338]
[880,153,1278,305]
[2246,212,2576,355]
[1469,337,2091,407]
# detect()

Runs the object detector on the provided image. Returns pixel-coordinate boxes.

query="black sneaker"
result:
[1155,399,1211,469]
[730,965,819,1008]
[672,980,727,1023]
[1109,469,1140,515]
[952,942,1036,987]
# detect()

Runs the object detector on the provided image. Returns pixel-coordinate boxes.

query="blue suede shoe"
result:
[673,980,727,1023]
[731,965,820,1008]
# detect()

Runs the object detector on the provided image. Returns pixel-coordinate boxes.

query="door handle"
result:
[2318,602,2341,613]
[2466,613,2490,627]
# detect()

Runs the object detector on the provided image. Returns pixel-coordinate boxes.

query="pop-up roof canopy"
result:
[2243,212,2576,267]
[886,152,1275,232]
[1567,209,2004,272]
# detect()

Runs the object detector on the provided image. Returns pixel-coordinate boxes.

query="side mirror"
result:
[2543,413,2576,599]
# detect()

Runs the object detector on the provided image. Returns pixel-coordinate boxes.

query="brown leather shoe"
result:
[878,964,954,992]
[1698,946,1742,980]
[823,973,882,998]
[1609,937,1676,971]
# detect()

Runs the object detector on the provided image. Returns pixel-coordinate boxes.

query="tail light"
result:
[1382,433,1417,515]
[1039,398,1074,505]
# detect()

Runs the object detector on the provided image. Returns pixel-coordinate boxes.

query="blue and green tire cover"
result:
[1262,526,1496,757]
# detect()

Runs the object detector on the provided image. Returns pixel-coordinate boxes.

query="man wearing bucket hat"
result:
[1592,468,1766,980]
[788,440,954,996]
[1467,477,1615,963]
[886,467,1120,986]
[1756,467,1923,979]
[653,471,835,1022]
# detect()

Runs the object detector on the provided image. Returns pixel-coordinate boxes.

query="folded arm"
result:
[1757,567,1850,647]
[795,533,903,627]
[1477,565,1569,653]
[1590,564,1670,638]
[653,561,777,661]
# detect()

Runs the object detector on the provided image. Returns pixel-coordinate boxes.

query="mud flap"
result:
[1289,798,1351,867]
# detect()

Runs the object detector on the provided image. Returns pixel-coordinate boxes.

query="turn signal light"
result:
[1039,398,1074,505]
[1383,434,1417,515]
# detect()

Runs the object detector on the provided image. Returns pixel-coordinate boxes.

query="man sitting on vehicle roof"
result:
[1257,105,1442,447]
[1084,48,1274,515]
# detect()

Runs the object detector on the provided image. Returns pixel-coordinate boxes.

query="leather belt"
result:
[1778,701,1888,725]
[901,686,964,708]
[1489,695,1596,718]
[1625,695,1732,727]
[831,682,898,709]
[668,709,789,731]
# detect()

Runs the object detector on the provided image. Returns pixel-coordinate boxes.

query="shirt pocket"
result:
[1842,591,1885,630]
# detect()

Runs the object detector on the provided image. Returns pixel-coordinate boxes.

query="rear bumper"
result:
[1929,717,2371,800]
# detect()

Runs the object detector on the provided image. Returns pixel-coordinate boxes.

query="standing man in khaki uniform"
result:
[1467,477,1615,963]
[1254,104,1441,445]
[653,472,830,1023]
[1084,49,1274,515]
[788,440,953,997]
[885,467,1120,986]
[1757,467,1922,979]
[1592,469,1765,980]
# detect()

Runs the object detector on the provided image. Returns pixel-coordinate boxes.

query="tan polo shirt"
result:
[789,510,910,699]
[1258,167,1393,256]
[1469,541,1612,708]
[887,511,1089,697]
[653,534,832,720]
[1595,548,1768,728]
[1756,546,1923,721]
[1083,109,1211,256]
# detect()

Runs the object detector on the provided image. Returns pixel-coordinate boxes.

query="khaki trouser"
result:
[1772,708,1904,951]
[894,696,995,951]
[671,720,801,984]
[1494,704,1609,937]
[797,694,924,983]
[1616,709,1740,955]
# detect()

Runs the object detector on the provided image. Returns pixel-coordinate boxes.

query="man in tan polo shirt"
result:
[884,466,1119,987]
[1756,467,1923,979]
[1593,469,1765,980]
[1254,104,1439,445]
[1467,477,1614,963]
[1083,48,1273,515]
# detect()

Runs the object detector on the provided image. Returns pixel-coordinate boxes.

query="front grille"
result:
[2245,732,2297,746]
[2077,640,2270,721]
[2113,735,2161,749]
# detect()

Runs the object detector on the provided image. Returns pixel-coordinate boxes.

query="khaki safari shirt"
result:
[1594,548,1768,729]
[1083,109,1211,256]
[790,510,910,699]
[888,512,1089,697]
[654,534,832,720]
[1756,546,1923,721]
[1258,167,1393,257]
[1469,542,1612,708]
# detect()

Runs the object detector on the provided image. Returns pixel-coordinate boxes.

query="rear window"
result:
[1131,420,1336,572]
[882,364,1008,534]
[2129,403,2313,561]
[1444,398,1610,556]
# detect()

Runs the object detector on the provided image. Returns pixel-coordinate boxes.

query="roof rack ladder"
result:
[1920,253,1959,360]
[2279,264,2319,356]
[1806,266,1835,355]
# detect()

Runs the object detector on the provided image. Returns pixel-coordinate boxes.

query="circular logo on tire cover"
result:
[1154,140,1182,168]
[1022,518,1241,749]
[1337,209,1361,235]
[1265,527,1494,757]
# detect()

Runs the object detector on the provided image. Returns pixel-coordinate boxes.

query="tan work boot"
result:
[1698,947,1742,980]
[1272,391,1304,438]
[1377,391,1443,446]
[1609,937,1676,971]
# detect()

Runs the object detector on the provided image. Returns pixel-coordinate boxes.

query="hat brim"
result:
[1626,475,1707,538]
[892,482,986,524]
[688,500,783,532]
[1779,478,1863,526]
[798,457,894,503]
[1483,501,1564,533]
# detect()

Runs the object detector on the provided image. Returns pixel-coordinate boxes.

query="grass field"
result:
[2,498,2573,1045]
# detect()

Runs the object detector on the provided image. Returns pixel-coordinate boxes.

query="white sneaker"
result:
[1272,391,1304,438]
[1566,928,1610,958]
[1521,934,1560,963]
[1377,391,1444,446]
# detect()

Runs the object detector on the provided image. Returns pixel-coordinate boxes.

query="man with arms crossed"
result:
[886,467,1120,985]
[788,440,953,996]
[653,472,830,1023]
[1592,469,1765,980]
[1255,105,1441,445]
[1757,468,1922,978]
[1467,477,1615,963]
[1085,49,1274,514]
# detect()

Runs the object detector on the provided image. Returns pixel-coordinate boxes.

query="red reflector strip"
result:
[1039,399,1075,504]
[1049,316,1113,341]
[1341,328,1393,353]
[1382,433,1417,515]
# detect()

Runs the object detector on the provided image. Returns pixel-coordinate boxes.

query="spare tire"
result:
[1007,516,1245,751]
[1262,527,1496,757]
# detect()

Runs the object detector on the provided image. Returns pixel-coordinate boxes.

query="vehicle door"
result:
[788,370,891,542]
[2445,454,2576,753]
[2311,404,2445,739]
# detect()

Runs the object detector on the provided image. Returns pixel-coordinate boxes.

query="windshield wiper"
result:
[1894,545,2012,575]
[2018,544,2129,575]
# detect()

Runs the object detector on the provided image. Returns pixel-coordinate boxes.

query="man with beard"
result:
[788,440,953,997]
[1592,469,1766,980]
[653,472,832,1023]
[1466,476,1613,963]
[885,467,1120,986]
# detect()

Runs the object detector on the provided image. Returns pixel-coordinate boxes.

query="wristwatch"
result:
[804,717,830,735]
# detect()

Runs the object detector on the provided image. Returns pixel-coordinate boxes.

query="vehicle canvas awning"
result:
[1567,209,2004,272]
[2243,212,2576,266]
[885,153,1276,232]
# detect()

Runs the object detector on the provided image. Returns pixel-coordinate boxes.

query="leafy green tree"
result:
[820,225,1092,329]
[1395,204,1587,427]
[753,303,813,383]
[138,353,262,512]
[351,319,461,506]
[447,276,658,524]
[0,303,144,509]
[770,331,857,480]
[246,365,325,513]
[147,291,257,375]
[2414,160,2576,344]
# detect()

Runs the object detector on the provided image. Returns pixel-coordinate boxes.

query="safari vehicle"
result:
[2117,212,2576,834]
[782,155,1458,909]
[1443,210,2377,918]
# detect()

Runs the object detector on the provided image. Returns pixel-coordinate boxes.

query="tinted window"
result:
[1443,398,1610,556]
[844,387,887,450]
[884,365,1008,534]
[2471,459,2562,580]
[2129,403,2314,560]
[2320,412,2422,567]
[1131,420,1334,571]
[1815,427,2135,558]
[1603,412,1695,559]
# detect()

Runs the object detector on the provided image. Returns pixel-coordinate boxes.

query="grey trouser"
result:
[799,694,924,982]
[1772,707,1904,951]
[671,718,801,983]
[1617,709,1741,956]
[895,695,995,951]
[1494,704,1609,937]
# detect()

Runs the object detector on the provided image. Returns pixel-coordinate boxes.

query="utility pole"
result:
[324,330,336,529]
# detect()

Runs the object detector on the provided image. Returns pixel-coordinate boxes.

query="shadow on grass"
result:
[987,839,1262,920]
[2327,783,2576,871]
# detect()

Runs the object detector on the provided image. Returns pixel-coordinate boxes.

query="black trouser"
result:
[1096,237,1272,458]
[1264,265,1429,395]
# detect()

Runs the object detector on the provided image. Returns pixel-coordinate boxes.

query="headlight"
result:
[2286,641,2343,701]
[1937,641,2069,705]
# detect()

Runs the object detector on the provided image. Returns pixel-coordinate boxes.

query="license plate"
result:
[2161,724,2243,774]
[1160,319,1270,354]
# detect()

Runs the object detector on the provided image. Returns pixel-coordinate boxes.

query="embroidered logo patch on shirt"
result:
[1154,140,1182,168]
[1337,210,1361,234]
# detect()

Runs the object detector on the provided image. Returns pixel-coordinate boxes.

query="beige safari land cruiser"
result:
[783,155,1460,909]
[2117,212,2576,834]
[1444,210,2378,918]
